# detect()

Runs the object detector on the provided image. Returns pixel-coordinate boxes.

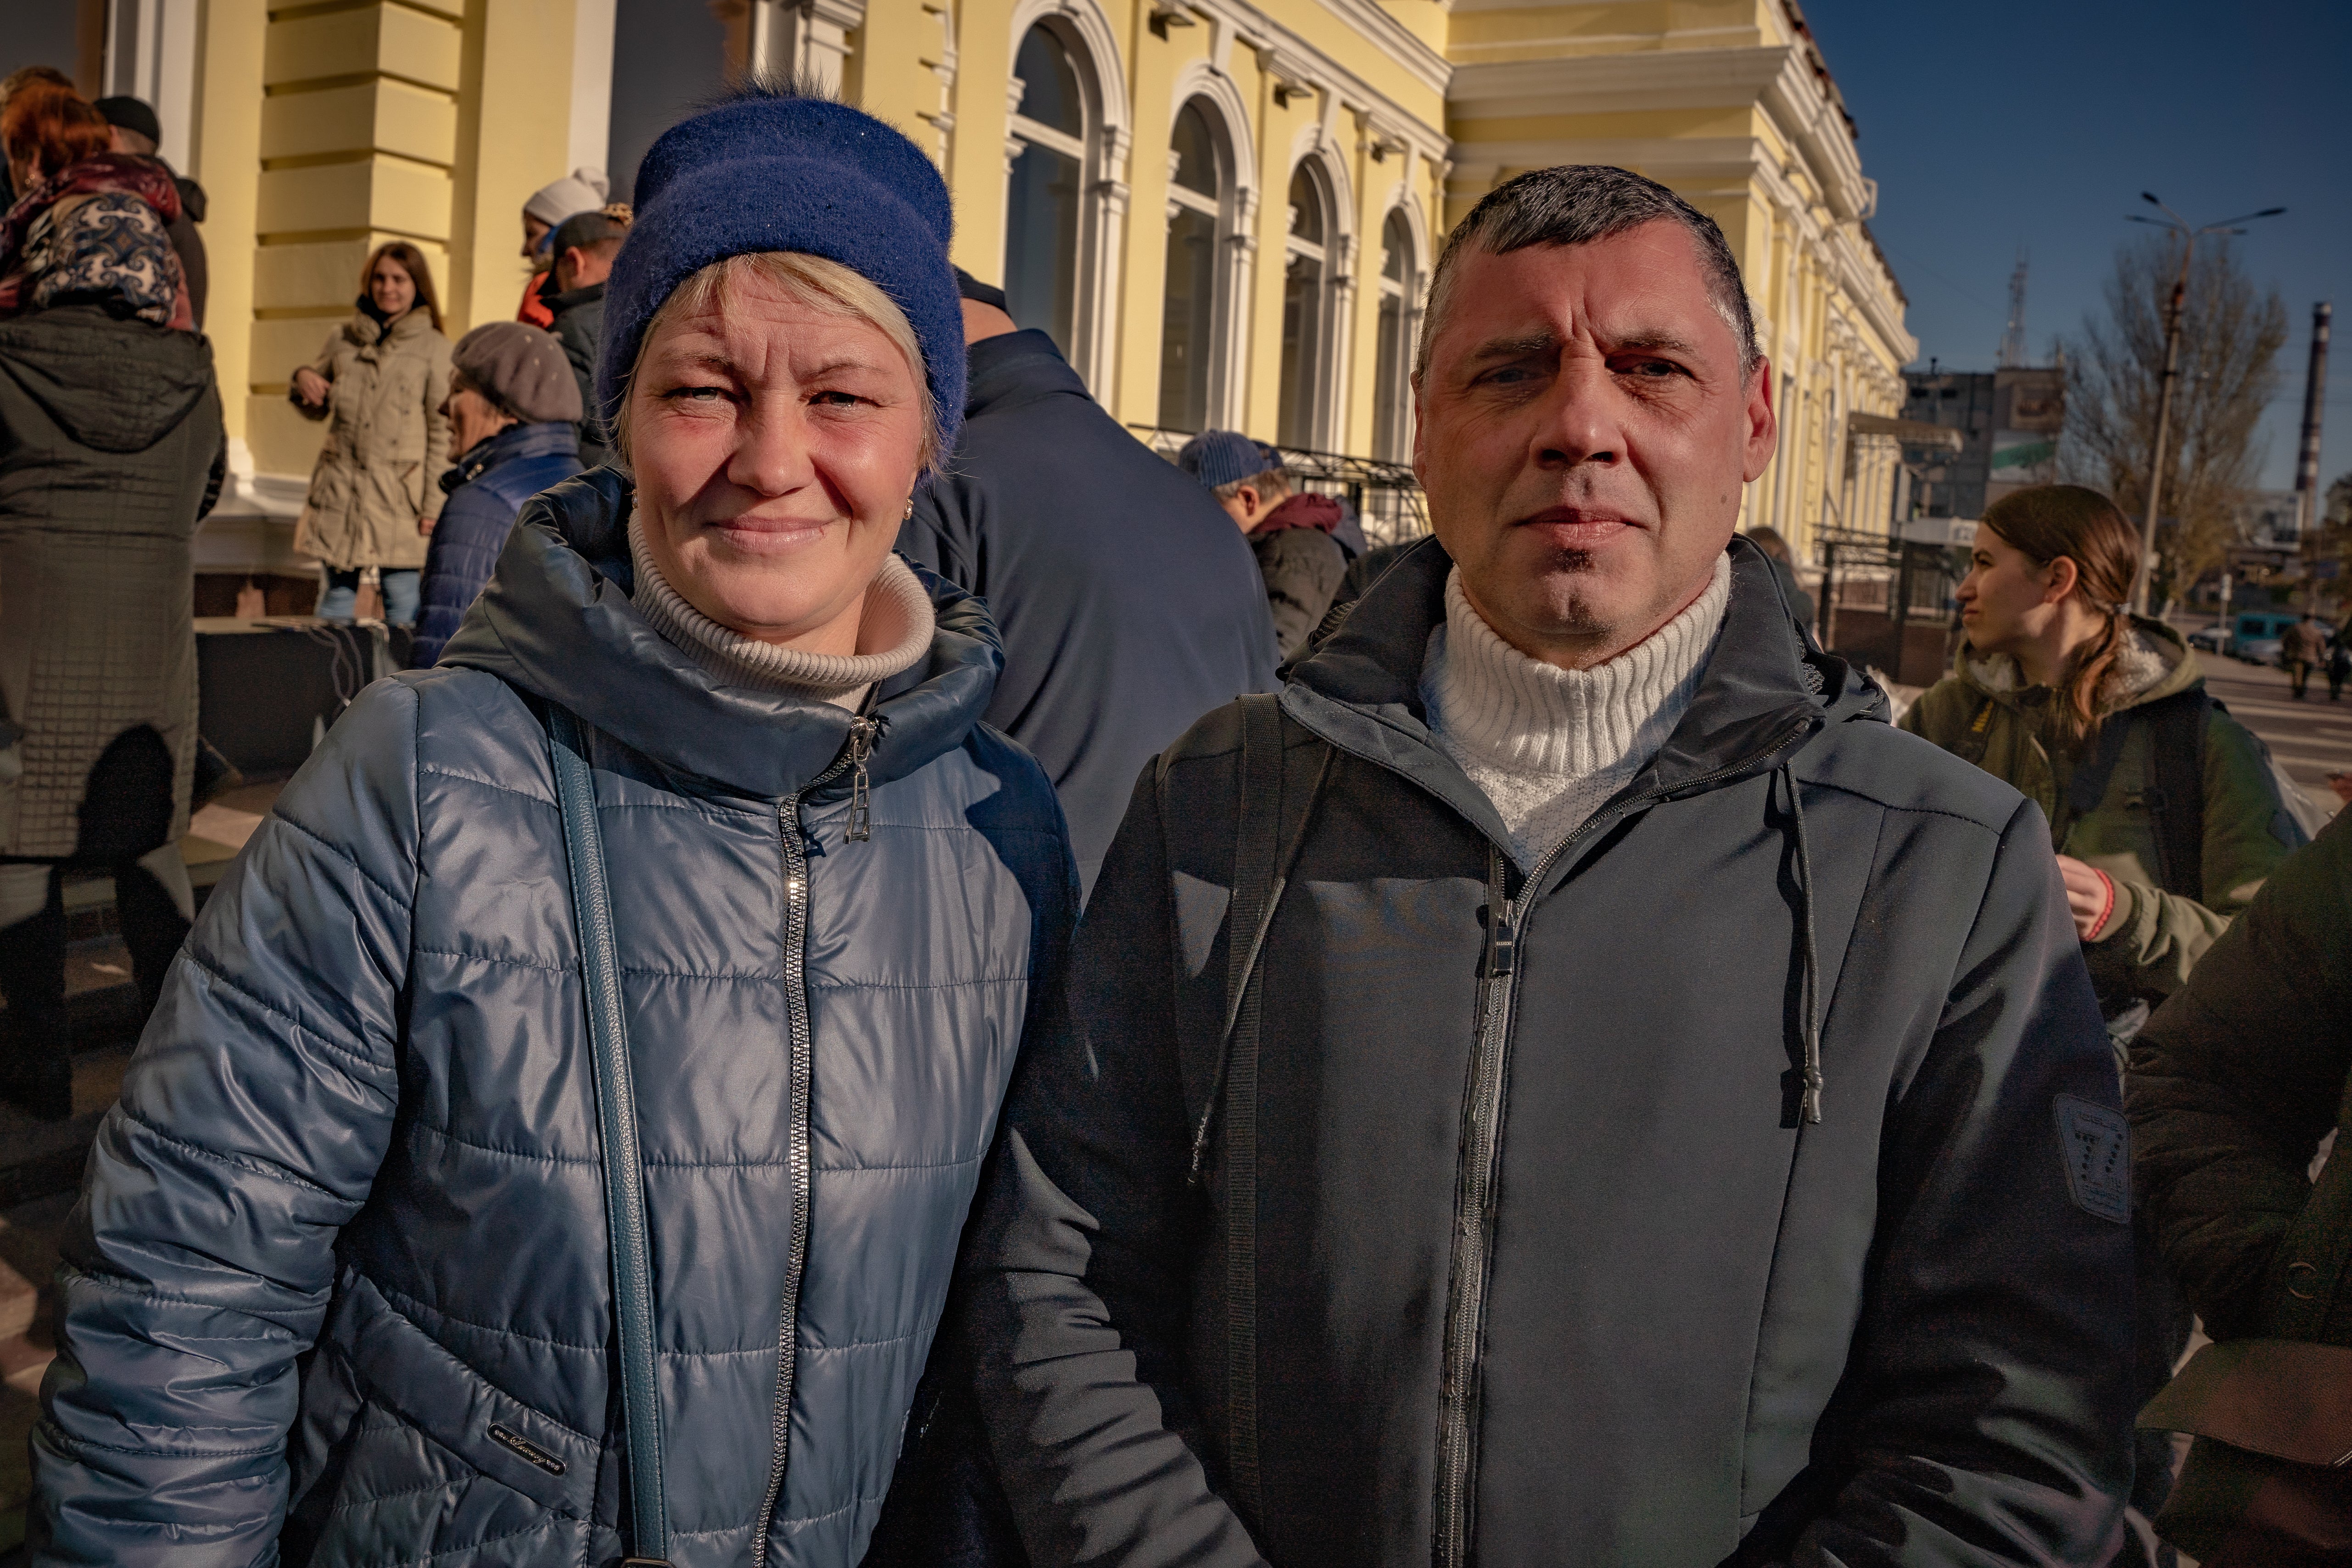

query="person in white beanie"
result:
[514,165,608,327]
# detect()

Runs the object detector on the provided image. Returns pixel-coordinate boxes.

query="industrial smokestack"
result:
[2296,301,2330,536]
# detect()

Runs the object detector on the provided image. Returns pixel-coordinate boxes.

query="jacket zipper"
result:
[750,716,877,1567]
[1431,720,1813,1568]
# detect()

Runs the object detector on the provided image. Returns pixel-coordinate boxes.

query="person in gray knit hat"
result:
[408,321,583,666]
[34,84,1073,1568]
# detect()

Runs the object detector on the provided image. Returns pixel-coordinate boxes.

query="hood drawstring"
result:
[1779,762,1825,1124]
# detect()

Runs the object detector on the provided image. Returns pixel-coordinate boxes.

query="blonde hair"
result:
[612,250,940,472]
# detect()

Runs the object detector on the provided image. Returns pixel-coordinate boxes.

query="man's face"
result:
[1413,220,1776,669]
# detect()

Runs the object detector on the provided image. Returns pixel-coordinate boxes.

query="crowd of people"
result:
[2,67,2351,1568]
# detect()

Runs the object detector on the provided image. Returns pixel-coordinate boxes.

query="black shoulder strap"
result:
[1219,692,1280,1529]
[1175,693,1335,1532]
[2055,707,2135,849]
[2139,690,2209,905]
[1951,696,1998,770]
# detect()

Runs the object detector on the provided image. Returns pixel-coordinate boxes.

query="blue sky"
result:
[1800,0,2352,495]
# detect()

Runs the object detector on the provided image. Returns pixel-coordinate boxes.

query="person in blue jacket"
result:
[409,320,582,667]
[31,85,1074,1568]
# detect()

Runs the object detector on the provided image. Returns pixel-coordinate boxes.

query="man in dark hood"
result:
[965,165,2135,1566]
[94,95,207,329]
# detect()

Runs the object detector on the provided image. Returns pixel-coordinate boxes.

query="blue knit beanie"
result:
[597,86,964,458]
[1177,429,1271,492]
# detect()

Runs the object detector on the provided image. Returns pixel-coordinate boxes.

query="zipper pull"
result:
[846,718,877,842]
[1482,905,1516,979]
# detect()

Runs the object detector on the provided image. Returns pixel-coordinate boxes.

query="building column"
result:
[245,0,464,480]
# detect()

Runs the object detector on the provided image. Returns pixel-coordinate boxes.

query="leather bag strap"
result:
[546,704,670,1564]
[2142,690,2209,905]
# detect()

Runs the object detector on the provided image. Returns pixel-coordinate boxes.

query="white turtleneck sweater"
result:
[627,508,934,707]
[1421,552,1733,870]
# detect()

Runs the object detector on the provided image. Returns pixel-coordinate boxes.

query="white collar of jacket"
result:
[435,467,1004,800]
[1280,534,1873,868]
[626,504,934,709]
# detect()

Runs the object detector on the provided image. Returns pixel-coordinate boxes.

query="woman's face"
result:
[370,257,417,319]
[522,212,551,262]
[1957,526,2070,658]
[626,268,925,652]
[440,380,513,456]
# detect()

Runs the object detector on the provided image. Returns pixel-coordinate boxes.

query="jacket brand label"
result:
[2054,1095,2131,1224]
[487,1423,565,1475]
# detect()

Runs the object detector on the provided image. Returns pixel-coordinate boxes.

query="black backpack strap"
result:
[2134,690,2209,905]
[2054,706,2135,849]
[1179,693,1335,1532]
[545,704,671,1566]
[1219,693,1279,1529]
[1951,695,1999,770]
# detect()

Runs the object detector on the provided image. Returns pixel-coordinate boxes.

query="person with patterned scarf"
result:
[0,76,223,1121]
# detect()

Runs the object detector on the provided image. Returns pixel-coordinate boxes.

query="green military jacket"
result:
[1899,618,2302,1004]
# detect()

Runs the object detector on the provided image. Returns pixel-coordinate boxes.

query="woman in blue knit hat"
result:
[34,85,1071,1568]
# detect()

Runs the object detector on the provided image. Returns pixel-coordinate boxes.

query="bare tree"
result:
[2064,234,2288,607]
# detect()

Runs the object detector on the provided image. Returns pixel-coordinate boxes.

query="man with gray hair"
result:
[966,165,2135,1563]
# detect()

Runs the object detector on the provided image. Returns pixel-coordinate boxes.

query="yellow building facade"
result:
[88,0,1908,572]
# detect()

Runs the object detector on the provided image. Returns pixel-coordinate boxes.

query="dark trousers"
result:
[0,726,192,1099]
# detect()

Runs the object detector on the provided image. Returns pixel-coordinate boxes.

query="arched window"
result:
[1278,162,1334,449]
[1372,208,1417,461]
[1159,100,1224,433]
[1006,24,1086,351]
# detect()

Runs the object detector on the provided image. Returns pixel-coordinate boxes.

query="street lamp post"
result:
[2124,195,2285,617]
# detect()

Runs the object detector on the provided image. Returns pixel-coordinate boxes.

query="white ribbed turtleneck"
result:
[627,508,934,708]
[1421,552,1732,869]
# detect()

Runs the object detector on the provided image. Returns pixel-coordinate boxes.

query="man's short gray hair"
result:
[1414,165,1760,382]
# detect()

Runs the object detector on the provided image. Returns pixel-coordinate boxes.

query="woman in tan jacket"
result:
[291,241,452,624]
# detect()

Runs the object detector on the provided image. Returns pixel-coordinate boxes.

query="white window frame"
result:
[1002,0,1130,394]
[1160,72,1257,431]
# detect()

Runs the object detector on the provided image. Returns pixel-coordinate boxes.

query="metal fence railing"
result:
[1127,426,1430,548]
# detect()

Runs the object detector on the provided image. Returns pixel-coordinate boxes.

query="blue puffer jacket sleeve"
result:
[31,678,419,1566]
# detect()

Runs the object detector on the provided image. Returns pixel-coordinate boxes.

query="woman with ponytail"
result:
[1900,483,2302,1018]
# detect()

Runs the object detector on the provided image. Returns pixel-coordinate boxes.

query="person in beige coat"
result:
[290,241,452,624]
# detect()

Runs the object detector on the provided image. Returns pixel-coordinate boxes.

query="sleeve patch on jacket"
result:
[2054,1095,2131,1224]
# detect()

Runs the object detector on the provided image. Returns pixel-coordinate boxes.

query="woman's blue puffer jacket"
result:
[410,419,582,669]
[31,469,1078,1567]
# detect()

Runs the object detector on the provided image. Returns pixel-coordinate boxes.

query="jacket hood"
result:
[437,466,1005,799]
[1283,533,1881,855]
[1255,491,1342,536]
[1251,493,1345,536]
[546,279,605,317]
[344,304,437,351]
[0,304,216,452]
[440,421,581,495]
[1957,614,2202,714]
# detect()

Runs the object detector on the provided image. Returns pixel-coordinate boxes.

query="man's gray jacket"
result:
[965,537,2135,1566]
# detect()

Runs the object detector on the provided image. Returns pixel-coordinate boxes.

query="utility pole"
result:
[2295,301,2330,538]
[1999,249,2028,368]
[2124,194,2286,616]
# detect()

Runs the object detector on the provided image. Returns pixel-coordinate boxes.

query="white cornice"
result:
[1195,0,1450,156]
[1198,0,1450,105]
[1447,45,1872,222]
[1446,45,1790,116]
